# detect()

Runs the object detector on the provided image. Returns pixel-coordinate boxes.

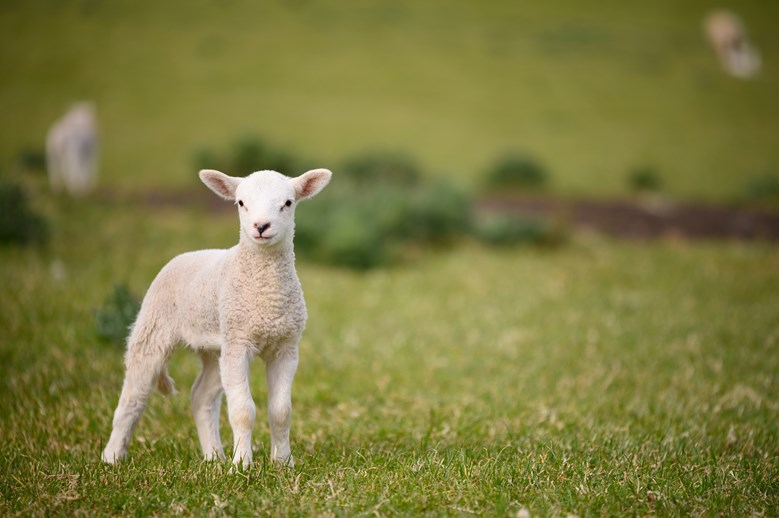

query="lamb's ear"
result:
[199,169,241,201]
[291,168,332,201]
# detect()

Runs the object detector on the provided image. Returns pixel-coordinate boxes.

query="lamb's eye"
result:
[238,200,244,207]
[285,200,292,208]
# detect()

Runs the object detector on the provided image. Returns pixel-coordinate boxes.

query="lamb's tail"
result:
[156,368,177,396]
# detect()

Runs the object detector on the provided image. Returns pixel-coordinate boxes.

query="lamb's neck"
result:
[236,236,297,278]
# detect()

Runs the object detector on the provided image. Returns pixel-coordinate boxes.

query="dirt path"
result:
[478,195,779,242]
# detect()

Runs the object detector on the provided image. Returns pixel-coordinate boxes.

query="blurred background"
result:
[3,0,778,268]
[2,0,778,196]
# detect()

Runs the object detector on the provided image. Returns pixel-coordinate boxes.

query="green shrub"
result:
[192,135,303,176]
[15,147,47,173]
[341,151,421,186]
[94,284,141,345]
[405,181,470,244]
[483,154,549,191]
[0,181,49,246]
[231,135,300,175]
[296,188,398,269]
[309,194,397,268]
[627,166,663,192]
[318,208,390,269]
[295,149,564,269]
[473,213,558,246]
[295,171,471,269]
[743,174,779,204]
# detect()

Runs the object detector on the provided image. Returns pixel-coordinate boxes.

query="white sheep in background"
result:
[102,167,332,468]
[46,102,99,196]
[704,9,761,79]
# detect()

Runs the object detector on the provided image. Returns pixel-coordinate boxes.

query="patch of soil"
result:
[478,195,779,242]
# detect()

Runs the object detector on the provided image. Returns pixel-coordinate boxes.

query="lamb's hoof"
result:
[272,454,294,469]
[229,455,252,473]
[101,449,123,464]
[203,451,227,462]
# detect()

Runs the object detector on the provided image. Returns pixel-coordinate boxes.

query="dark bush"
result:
[319,209,390,269]
[231,136,300,175]
[16,147,47,172]
[0,181,49,246]
[628,166,663,192]
[484,154,549,191]
[192,135,303,176]
[94,284,141,345]
[473,214,559,247]
[405,181,470,243]
[743,174,779,204]
[341,151,421,187]
[295,161,471,269]
[296,190,392,269]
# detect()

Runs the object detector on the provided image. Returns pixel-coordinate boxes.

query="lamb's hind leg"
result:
[102,334,175,464]
[191,351,225,461]
[266,347,298,467]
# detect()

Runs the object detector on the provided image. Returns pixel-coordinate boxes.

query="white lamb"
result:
[47,102,99,196]
[704,10,761,79]
[102,167,332,468]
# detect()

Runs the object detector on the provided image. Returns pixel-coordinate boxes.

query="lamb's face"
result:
[234,171,298,247]
[199,168,332,249]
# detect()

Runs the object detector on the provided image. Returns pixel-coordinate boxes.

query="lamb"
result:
[704,9,761,79]
[102,167,332,468]
[47,102,99,196]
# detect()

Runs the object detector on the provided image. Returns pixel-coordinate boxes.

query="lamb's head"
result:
[199,168,332,248]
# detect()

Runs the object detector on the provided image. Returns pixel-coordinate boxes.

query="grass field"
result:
[1,1,779,516]
[1,192,778,515]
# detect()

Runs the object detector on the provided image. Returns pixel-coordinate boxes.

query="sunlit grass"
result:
[1,193,777,515]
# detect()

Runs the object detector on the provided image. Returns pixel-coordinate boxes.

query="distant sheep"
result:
[704,10,761,79]
[46,102,99,196]
[102,167,332,468]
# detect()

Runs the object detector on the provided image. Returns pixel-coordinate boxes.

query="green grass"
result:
[1,1,778,514]
[1,189,777,515]
[1,0,779,199]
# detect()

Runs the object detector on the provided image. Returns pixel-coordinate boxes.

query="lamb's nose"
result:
[256,222,271,235]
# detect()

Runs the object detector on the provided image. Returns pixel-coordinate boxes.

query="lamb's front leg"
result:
[220,345,255,468]
[265,346,298,467]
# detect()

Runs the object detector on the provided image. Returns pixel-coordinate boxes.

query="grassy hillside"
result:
[1,0,778,199]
